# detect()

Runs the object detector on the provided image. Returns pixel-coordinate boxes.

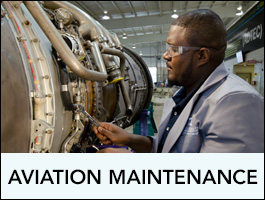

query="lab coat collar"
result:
[161,62,229,153]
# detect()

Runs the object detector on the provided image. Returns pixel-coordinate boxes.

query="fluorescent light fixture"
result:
[236,5,243,16]
[102,15,110,20]
[139,51,142,56]
[171,9,178,19]
[102,10,110,20]
[132,44,136,49]
[236,10,243,16]
[122,33,127,39]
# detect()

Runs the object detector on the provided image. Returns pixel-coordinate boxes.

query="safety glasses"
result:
[166,43,201,57]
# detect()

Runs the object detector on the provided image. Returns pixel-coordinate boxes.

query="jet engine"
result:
[1,1,153,153]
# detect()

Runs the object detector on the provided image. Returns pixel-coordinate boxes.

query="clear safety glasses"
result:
[166,43,201,57]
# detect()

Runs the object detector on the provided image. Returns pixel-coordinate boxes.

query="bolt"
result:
[46,112,53,116]
[24,20,30,25]
[32,38,39,43]
[14,3,20,8]
[43,75,49,79]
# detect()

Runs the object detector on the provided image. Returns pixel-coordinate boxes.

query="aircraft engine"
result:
[1,1,153,153]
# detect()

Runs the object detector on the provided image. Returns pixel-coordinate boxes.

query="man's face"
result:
[163,25,196,87]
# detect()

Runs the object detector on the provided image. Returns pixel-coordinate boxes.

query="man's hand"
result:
[93,122,153,153]
[93,123,131,146]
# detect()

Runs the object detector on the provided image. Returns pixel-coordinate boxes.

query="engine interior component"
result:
[1,1,153,153]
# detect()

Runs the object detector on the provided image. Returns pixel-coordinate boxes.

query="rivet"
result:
[46,112,53,116]
[24,20,30,25]
[43,75,49,79]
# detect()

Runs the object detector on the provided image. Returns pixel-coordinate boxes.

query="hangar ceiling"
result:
[69,1,257,49]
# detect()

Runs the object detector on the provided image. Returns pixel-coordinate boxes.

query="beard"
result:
[167,59,193,88]
[167,78,179,87]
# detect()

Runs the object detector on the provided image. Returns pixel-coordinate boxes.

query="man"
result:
[93,9,264,153]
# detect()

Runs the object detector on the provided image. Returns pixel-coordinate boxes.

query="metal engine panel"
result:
[1,1,153,153]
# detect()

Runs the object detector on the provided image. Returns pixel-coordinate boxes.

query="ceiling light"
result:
[102,15,110,20]
[237,5,242,10]
[171,9,179,19]
[139,51,142,56]
[132,44,136,49]
[122,33,127,39]
[236,10,243,16]
[102,10,110,20]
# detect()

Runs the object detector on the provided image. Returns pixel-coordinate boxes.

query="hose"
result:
[52,47,77,111]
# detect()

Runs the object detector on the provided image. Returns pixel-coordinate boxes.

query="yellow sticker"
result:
[108,77,124,85]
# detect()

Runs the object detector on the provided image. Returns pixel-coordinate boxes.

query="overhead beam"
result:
[131,27,137,36]
[143,1,149,15]
[160,25,164,34]
[73,1,98,20]
[94,1,105,12]
[127,1,137,17]
[158,1,162,16]
[210,1,216,9]
[197,1,202,9]
[111,1,124,18]
[172,1,176,10]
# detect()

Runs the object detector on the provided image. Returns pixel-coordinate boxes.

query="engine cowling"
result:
[1,1,153,153]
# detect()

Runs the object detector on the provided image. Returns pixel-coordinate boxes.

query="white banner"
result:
[1,153,264,199]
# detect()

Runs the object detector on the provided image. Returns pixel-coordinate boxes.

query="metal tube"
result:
[101,47,125,76]
[91,41,107,74]
[41,1,124,81]
[119,80,133,116]
[62,119,79,153]
[101,47,133,116]
[42,1,107,42]
[23,1,108,81]
[42,2,123,50]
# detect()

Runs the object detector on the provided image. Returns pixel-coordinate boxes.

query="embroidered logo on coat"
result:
[183,117,199,135]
